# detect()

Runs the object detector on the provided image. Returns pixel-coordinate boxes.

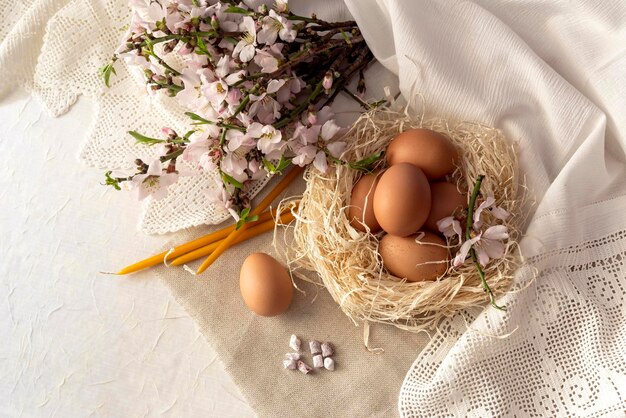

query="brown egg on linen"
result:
[373,163,431,237]
[424,182,467,232]
[378,232,448,282]
[240,253,293,317]
[386,128,459,180]
[347,170,383,233]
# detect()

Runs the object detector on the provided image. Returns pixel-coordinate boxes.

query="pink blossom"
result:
[289,120,345,172]
[248,123,283,158]
[326,141,346,158]
[130,160,178,201]
[233,16,257,62]
[164,9,184,33]
[253,44,284,73]
[225,129,255,152]
[293,123,321,144]
[116,50,159,74]
[129,0,165,30]
[177,67,221,118]
[266,78,286,93]
[213,2,242,32]
[182,135,221,171]
[275,76,303,104]
[202,79,229,108]
[474,196,510,229]
[205,179,232,208]
[453,225,509,267]
[221,152,249,182]
[257,10,296,44]
[249,92,281,124]
[215,55,246,85]
[291,143,317,166]
[320,119,343,142]
[437,216,463,241]
[247,158,266,180]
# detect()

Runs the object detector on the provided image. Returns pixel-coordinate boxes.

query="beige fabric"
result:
[156,176,430,417]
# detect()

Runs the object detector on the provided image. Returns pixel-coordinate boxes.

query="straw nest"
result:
[276,106,525,333]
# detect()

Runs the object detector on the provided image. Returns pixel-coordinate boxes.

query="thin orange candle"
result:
[170,211,295,266]
[115,206,279,275]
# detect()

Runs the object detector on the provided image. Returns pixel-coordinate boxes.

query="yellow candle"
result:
[170,211,295,266]
[116,206,280,275]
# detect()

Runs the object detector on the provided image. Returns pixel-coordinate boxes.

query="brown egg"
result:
[424,182,467,232]
[347,170,382,233]
[379,232,449,282]
[373,163,431,237]
[239,253,293,317]
[386,128,459,180]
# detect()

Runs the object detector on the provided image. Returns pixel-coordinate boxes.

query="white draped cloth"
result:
[3,0,626,416]
[344,0,626,416]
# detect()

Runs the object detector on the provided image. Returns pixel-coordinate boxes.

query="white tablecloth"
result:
[0,89,255,417]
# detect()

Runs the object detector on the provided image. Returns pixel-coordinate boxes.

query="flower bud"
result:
[211,15,219,31]
[275,0,289,13]
[155,19,166,32]
[161,127,176,138]
[323,71,333,93]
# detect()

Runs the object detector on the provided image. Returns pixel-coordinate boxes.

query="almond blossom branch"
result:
[101,0,379,221]
[466,175,506,311]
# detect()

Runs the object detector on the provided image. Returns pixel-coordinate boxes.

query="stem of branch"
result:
[159,149,184,163]
[466,175,506,311]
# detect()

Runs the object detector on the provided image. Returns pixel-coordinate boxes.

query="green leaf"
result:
[184,112,214,125]
[104,171,122,190]
[348,151,385,172]
[220,170,244,189]
[195,36,211,57]
[182,130,196,141]
[262,158,276,173]
[224,6,253,15]
[274,156,292,173]
[340,29,351,45]
[235,208,258,230]
[99,62,117,88]
[128,131,165,146]
[262,157,291,174]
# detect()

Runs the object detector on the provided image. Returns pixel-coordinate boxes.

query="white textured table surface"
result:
[0,89,255,417]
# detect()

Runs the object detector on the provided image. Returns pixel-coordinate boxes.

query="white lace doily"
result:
[1,0,272,233]
[399,200,626,417]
